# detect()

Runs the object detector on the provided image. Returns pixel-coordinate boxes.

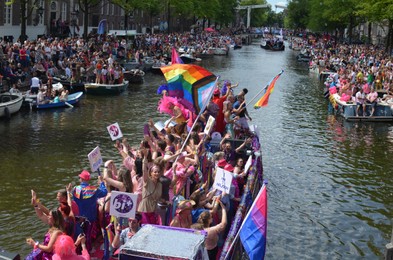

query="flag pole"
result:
[174,76,220,163]
[223,181,267,260]
[245,70,284,108]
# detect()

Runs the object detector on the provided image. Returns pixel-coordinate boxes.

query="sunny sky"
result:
[266,0,288,12]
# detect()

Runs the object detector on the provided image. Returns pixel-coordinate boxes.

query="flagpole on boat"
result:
[174,76,220,163]
[245,70,284,107]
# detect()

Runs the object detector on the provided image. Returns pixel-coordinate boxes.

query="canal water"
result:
[1,41,393,258]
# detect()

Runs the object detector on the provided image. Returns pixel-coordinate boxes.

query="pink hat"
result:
[224,164,234,172]
[213,88,220,95]
[79,170,90,181]
[217,159,227,168]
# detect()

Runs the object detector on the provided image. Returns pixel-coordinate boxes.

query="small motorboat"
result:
[180,53,202,64]
[123,69,145,84]
[0,92,24,119]
[84,80,129,95]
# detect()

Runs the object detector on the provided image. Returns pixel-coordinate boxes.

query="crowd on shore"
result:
[23,57,259,259]
[0,31,241,94]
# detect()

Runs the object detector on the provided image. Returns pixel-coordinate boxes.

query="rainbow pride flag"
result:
[239,181,268,260]
[254,71,284,109]
[160,64,217,113]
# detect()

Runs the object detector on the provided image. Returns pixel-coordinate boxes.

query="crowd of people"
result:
[24,62,259,259]
[300,35,393,116]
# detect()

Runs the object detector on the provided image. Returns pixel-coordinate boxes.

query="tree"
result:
[111,0,144,33]
[78,0,101,39]
[286,0,310,30]
[6,0,41,42]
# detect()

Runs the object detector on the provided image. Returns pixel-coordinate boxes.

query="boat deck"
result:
[346,116,393,122]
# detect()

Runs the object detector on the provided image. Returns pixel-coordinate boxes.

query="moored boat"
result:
[32,91,83,110]
[52,76,85,93]
[0,92,23,118]
[180,53,201,64]
[123,69,145,84]
[84,80,129,95]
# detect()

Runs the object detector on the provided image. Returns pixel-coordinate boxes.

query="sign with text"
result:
[107,122,123,141]
[213,167,233,194]
[88,146,103,173]
[244,155,252,174]
[110,191,138,219]
[204,116,216,135]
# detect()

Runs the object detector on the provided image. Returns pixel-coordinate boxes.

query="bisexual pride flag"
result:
[160,64,217,114]
[239,181,268,260]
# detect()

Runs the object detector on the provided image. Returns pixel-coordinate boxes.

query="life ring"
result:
[329,95,338,109]
[4,106,10,119]
[261,40,267,47]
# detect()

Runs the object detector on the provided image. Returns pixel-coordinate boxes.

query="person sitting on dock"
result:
[367,87,378,117]
[355,87,366,116]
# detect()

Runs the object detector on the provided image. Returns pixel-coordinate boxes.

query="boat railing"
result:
[219,135,264,259]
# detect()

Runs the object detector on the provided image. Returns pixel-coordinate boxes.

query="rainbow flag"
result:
[171,47,183,64]
[254,71,284,109]
[239,181,268,260]
[160,64,217,113]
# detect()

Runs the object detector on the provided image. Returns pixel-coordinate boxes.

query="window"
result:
[4,3,12,25]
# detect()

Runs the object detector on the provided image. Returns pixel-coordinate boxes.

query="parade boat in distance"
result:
[84,80,129,95]
[0,92,23,118]
[260,36,285,51]
[330,93,393,121]
[32,91,83,110]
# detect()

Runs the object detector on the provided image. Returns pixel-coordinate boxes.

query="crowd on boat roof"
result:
[0,31,241,94]
[24,72,259,258]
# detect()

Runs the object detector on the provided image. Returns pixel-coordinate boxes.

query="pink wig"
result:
[53,235,76,257]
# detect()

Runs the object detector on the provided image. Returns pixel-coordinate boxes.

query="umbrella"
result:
[204,27,216,33]
[160,64,217,114]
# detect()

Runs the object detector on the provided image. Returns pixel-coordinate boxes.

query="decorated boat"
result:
[260,38,285,51]
[32,91,83,110]
[84,80,129,95]
[330,93,393,121]
[0,92,23,118]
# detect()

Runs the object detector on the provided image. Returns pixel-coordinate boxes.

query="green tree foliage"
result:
[78,0,101,39]
[238,0,269,27]
[286,0,309,30]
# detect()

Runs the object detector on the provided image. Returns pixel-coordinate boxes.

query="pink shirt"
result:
[204,223,225,250]
[52,249,90,260]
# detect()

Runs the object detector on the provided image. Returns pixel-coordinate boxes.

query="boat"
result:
[330,93,393,121]
[32,91,83,110]
[151,62,170,75]
[196,48,215,59]
[84,80,129,95]
[0,92,23,118]
[260,38,285,51]
[52,76,85,93]
[123,69,145,84]
[211,46,229,56]
[179,53,201,64]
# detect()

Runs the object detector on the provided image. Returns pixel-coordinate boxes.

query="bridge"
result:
[236,4,270,28]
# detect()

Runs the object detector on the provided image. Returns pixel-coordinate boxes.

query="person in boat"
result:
[52,234,90,260]
[111,213,142,249]
[59,88,69,102]
[355,87,367,116]
[30,72,42,94]
[197,199,227,260]
[170,200,195,228]
[37,88,50,105]
[25,209,64,260]
[71,170,108,251]
[138,147,163,225]
[367,87,378,117]
[232,94,252,135]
